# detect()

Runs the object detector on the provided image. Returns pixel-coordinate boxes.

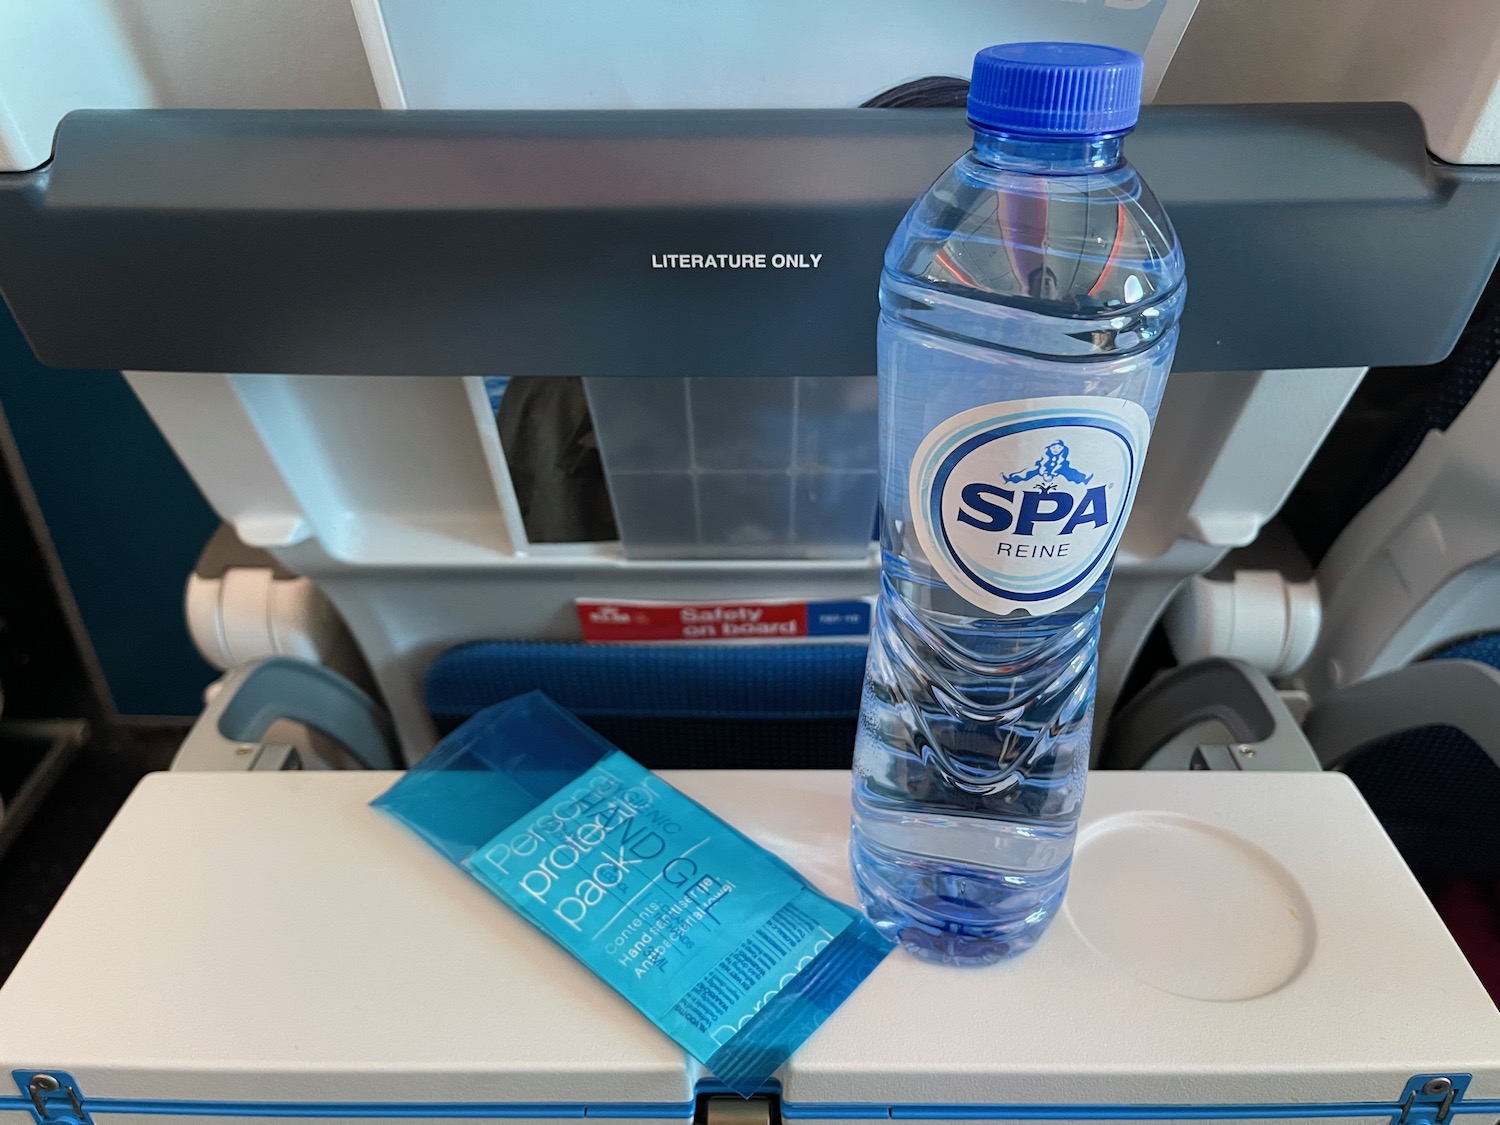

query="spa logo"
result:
[908,397,1152,616]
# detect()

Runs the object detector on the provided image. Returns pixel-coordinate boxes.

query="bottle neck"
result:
[970,129,1125,174]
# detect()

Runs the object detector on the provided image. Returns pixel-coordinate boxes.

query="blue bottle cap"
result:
[967,42,1144,137]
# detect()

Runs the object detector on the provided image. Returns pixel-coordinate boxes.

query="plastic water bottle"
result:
[851,42,1185,964]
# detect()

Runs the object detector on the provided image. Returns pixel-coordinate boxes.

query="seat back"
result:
[1303,287,1500,700]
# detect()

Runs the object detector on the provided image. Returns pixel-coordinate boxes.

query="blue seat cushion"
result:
[425,641,867,769]
[1344,635,1500,878]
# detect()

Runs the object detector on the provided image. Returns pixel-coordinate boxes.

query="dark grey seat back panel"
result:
[0,104,1496,376]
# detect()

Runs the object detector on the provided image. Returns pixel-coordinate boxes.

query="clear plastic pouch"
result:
[373,691,891,1096]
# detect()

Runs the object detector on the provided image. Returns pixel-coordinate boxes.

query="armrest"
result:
[171,656,398,771]
[1303,659,1500,771]
[1102,657,1320,771]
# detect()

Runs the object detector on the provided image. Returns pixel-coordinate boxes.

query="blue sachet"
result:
[373,691,891,1096]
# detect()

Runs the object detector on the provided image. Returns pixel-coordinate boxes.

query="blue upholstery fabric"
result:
[1344,636,1500,878]
[427,641,866,721]
[424,641,868,769]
